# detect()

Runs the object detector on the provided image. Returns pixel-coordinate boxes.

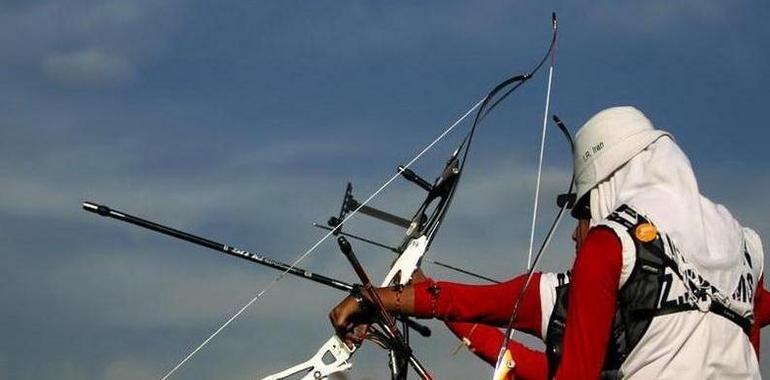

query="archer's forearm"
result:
[371,285,418,316]
[372,275,544,336]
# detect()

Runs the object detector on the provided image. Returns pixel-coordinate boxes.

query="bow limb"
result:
[527,14,559,270]
[263,14,565,379]
[493,121,577,380]
[493,12,562,377]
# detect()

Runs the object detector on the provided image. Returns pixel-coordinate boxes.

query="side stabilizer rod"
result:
[313,222,499,284]
[82,201,431,337]
[327,184,412,230]
[82,201,352,292]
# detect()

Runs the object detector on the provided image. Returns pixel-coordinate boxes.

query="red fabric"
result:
[751,276,768,354]
[413,227,765,378]
[442,282,767,380]
[446,322,548,380]
[756,277,770,328]
[554,227,623,380]
[443,278,767,380]
[413,273,544,337]
[411,227,622,379]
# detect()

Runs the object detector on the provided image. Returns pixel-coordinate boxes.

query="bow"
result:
[82,13,562,380]
[492,115,576,379]
[265,13,562,380]
[492,13,574,379]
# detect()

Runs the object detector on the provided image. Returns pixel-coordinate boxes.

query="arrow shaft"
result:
[83,202,353,292]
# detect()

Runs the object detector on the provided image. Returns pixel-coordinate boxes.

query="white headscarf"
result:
[589,136,745,293]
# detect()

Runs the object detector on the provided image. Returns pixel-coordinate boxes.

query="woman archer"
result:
[330,106,765,379]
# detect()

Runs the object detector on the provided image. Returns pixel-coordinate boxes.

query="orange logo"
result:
[635,222,657,242]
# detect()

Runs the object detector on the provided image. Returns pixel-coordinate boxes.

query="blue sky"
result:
[2,1,769,379]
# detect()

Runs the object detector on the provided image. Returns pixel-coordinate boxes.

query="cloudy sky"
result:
[2,1,769,379]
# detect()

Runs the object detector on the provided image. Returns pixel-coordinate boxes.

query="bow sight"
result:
[327,157,460,253]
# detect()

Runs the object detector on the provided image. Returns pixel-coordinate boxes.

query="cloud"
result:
[43,50,135,85]
[43,361,89,380]
[2,2,768,378]
[0,119,575,377]
[0,0,183,88]
[580,0,729,35]
[100,358,159,380]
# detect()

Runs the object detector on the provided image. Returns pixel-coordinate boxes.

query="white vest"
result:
[538,221,763,379]
[602,215,763,380]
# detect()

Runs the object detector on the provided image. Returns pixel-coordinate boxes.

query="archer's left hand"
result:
[329,294,375,347]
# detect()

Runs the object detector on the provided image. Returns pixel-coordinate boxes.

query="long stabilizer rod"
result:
[83,201,354,292]
[82,201,431,337]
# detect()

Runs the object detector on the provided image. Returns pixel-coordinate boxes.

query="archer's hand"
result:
[329,294,375,347]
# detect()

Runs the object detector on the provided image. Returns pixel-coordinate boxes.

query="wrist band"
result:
[392,283,404,315]
[426,281,441,318]
[351,284,372,316]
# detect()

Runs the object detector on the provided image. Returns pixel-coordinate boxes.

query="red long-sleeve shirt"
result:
[554,227,622,379]
[758,279,770,327]
[412,272,544,336]
[413,228,623,379]
[446,281,769,380]
[414,228,767,379]
[446,322,548,380]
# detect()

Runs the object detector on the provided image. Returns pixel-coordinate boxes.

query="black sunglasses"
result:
[557,192,590,220]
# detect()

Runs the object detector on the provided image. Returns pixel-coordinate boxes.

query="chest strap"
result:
[633,301,751,334]
[637,237,752,335]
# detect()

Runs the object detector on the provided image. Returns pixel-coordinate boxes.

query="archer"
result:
[331,106,765,379]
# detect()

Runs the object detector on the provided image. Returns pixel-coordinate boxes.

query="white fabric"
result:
[588,136,746,294]
[618,232,763,380]
[539,272,566,337]
[744,227,764,270]
[577,106,763,378]
[591,206,764,379]
[573,106,671,202]
[597,220,637,288]
[538,226,764,379]
[622,312,760,380]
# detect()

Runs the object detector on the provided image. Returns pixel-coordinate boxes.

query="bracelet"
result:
[426,281,441,318]
[392,283,405,315]
[351,285,372,316]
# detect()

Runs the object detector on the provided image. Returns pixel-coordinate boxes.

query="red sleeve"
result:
[554,227,622,380]
[446,322,548,380]
[756,276,770,328]
[750,275,767,355]
[413,273,544,337]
